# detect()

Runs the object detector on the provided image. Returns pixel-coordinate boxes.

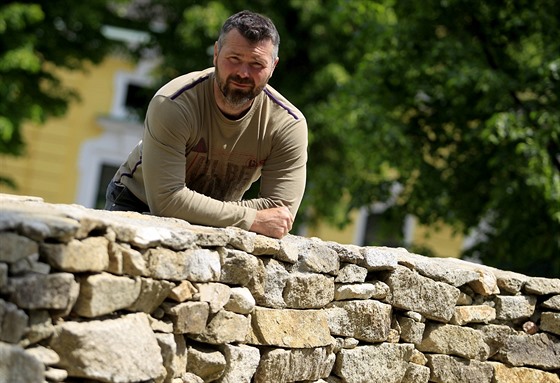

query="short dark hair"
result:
[217,10,280,59]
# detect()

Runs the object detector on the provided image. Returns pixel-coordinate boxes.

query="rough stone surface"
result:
[2,194,559,383]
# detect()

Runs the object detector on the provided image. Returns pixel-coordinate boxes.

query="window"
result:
[94,164,120,209]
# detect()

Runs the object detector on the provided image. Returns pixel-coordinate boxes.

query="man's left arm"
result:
[232,118,308,217]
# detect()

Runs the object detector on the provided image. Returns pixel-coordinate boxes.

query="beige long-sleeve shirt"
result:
[113,67,308,230]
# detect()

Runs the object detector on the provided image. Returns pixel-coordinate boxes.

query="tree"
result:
[0,1,127,186]
[135,0,559,276]
[306,0,560,276]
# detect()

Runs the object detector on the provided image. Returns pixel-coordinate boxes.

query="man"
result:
[105,10,308,239]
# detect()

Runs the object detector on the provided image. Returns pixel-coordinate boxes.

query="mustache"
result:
[227,75,254,85]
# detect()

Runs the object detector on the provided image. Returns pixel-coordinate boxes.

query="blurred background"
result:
[1,0,558,277]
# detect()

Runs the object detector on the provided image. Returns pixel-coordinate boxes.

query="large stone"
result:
[218,344,261,383]
[156,333,187,383]
[418,323,490,361]
[284,236,339,274]
[494,295,537,321]
[0,342,44,383]
[8,272,79,311]
[334,343,414,383]
[224,287,256,314]
[49,313,165,382]
[335,263,368,283]
[247,307,333,348]
[0,299,28,343]
[334,281,389,300]
[541,312,560,336]
[426,354,493,383]
[0,232,38,263]
[489,361,560,383]
[193,310,250,344]
[360,246,399,271]
[501,333,560,370]
[397,253,479,287]
[219,247,261,286]
[162,301,209,334]
[254,346,334,383]
[41,237,109,272]
[451,305,496,325]
[196,282,232,313]
[524,277,560,295]
[73,272,142,317]
[326,300,392,343]
[187,345,226,382]
[384,266,460,322]
[145,247,220,282]
[128,277,174,313]
[247,258,289,308]
[283,272,334,308]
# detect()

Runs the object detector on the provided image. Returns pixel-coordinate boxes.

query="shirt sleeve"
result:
[142,95,257,230]
[231,117,308,217]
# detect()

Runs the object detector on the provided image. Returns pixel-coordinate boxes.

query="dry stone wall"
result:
[0,193,559,383]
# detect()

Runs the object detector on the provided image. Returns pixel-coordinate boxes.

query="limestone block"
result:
[540,312,560,336]
[0,298,28,343]
[495,295,537,321]
[0,342,44,383]
[501,333,560,370]
[181,372,204,382]
[226,227,257,253]
[49,313,165,382]
[403,362,430,383]
[72,272,141,317]
[384,265,460,322]
[224,287,256,314]
[397,252,479,287]
[169,280,198,302]
[360,246,400,271]
[451,305,496,325]
[8,272,79,311]
[398,316,425,345]
[0,232,38,263]
[475,323,519,359]
[285,236,339,274]
[334,281,389,300]
[192,310,250,344]
[25,345,60,366]
[254,346,335,383]
[524,277,560,295]
[195,282,232,313]
[162,301,209,334]
[219,247,261,286]
[19,309,54,347]
[283,272,334,308]
[218,344,260,383]
[542,295,560,310]
[334,343,414,383]
[44,367,68,382]
[247,307,333,348]
[191,226,230,248]
[335,263,368,283]
[247,258,289,308]
[410,349,428,365]
[0,207,79,242]
[120,243,147,276]
[145,247,220,282]
[251,234,282,257]
[469,269,500,296]
[128,277,174,313]
[489,361,560,383]
[156,333,187,382]
[41,237,109,272]
[493,269,528,294]
[324,241,364,264]
[187,345,226,382]
[418,323,490,361]
[426,354,493,383]
[326,300,392,343]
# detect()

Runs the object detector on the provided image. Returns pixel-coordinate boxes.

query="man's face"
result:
[213,29,278,109]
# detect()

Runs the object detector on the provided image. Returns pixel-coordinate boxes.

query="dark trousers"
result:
[104,180,150,213]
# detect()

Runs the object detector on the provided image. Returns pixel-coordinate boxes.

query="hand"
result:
[249,206,294,238]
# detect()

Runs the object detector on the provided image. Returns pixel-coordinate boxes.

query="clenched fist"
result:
[249,206,294,238]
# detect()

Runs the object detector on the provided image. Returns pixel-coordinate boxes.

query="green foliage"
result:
[3,0,558,276]
[0,1,125,160]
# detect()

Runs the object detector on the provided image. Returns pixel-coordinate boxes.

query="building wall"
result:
[0,56,136,204]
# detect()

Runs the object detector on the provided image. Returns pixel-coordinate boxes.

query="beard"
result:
[215,66,267,108]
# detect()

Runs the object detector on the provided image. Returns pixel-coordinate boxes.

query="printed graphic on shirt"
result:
[185,138,264,201]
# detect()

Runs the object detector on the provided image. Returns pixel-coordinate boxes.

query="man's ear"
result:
[213,41,219,66]
[271,56,279,74]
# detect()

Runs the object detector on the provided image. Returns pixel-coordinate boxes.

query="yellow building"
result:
[0,41,464,258]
